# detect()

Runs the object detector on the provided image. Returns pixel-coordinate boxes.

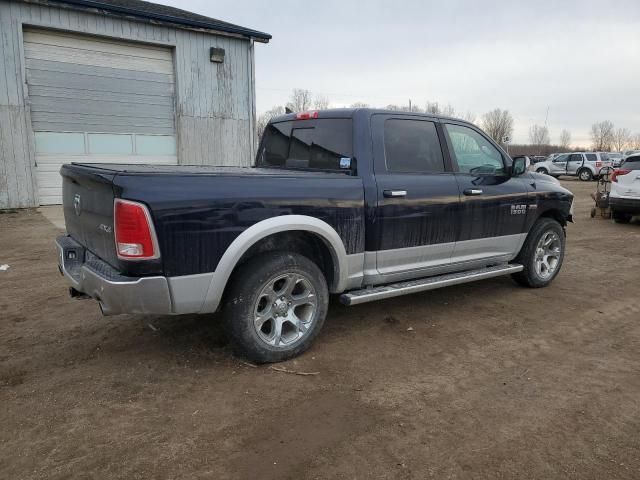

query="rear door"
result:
[443,122,529,265]
[566,153,584,175]
[371,115,459,279]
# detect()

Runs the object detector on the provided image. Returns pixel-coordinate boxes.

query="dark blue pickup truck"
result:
[56,108,574,362]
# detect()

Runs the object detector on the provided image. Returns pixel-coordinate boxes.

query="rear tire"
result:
[512,218,565,288]
[578,168,593,181]
[612,210,632,224]
[223,251,329,363]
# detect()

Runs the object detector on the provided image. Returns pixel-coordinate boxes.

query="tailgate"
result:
[61,164,119,268]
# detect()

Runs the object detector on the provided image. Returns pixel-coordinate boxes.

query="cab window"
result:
[445,124,505,175]
[258,119,353,172]
[384,119,445,173]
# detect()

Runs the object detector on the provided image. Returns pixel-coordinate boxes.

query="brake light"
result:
[611,168,631,183]
[114,199,158,259]
[295,111,319,120]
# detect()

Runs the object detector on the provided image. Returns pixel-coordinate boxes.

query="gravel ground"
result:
[1,179,639,479]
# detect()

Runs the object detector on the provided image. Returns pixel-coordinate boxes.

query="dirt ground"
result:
[1,179,639,479]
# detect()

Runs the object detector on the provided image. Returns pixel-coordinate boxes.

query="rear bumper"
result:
[56,235,172,316]
[609,196,640,214]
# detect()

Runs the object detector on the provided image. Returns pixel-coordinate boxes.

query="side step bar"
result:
[340,264,524,306]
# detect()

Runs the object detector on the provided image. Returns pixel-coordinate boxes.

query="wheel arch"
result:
[538,208,568,228]
[199,215,350,313]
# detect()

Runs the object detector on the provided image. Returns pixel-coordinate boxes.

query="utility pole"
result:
[409,99,412,112]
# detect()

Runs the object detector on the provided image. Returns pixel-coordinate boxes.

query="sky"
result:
[158,0,640,147]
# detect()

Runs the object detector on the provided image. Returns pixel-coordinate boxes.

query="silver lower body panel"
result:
[340,263,524,306]
[56,236,172,316]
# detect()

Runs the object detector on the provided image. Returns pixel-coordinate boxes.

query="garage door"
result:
[23,28,177,205]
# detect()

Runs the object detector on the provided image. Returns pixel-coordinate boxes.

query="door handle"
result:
[383,190,407,198]
[463,189,483,196]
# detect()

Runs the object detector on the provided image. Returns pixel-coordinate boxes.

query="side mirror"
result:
[511,156,527,176]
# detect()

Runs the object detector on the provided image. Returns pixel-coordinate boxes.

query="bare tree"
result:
[559,129,571,150]
[481,109,514,144]
[256,105,285,143]
[313,94,330,110]
[442,104,456,117]
[462,111,477,124]
[612,127,631,152]
[589,121,615,151]
[632,133,640,150]
[529,124,550,149]
[286,88,313,112]
[350,102,369,108]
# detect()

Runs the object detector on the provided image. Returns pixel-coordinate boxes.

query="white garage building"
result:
[0,0,271,208]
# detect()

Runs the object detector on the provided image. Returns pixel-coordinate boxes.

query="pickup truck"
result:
[56,109,574,363]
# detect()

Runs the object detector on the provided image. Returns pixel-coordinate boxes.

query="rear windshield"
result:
[258,119,353,172]
[622,156,640,169]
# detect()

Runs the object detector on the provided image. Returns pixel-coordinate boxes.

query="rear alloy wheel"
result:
[224,252,328,363]
[578,168,593,181]
[512,217,565,288]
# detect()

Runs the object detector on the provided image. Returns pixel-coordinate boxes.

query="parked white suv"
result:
[610,154,640,223]
[533,152,610,181]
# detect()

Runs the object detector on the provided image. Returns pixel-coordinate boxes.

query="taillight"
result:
[295,111,319,120]
[114,199,158,260]
[595,161,602,168]
[611,168,631,183]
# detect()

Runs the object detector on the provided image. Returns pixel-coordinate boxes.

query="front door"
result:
[549,154,569,175]
[442,122,529,266]
[370,115,460,280]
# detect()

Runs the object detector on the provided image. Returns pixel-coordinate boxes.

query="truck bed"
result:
[69,163,355,177]
[60,163,366,279]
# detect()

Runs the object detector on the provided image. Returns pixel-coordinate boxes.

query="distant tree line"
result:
[256,89,639,154]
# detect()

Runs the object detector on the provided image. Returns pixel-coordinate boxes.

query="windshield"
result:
[257,119,353,172]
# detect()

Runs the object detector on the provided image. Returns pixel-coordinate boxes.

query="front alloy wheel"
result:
[533,231,562,280]
[512,217,565,288]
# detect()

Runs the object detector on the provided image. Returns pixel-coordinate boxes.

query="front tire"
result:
[612,210,632,224]
[223,252,329,363]
[578,168,593,181]
[512,218,565,288]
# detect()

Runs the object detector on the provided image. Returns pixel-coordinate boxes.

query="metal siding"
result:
[0,0,256,208]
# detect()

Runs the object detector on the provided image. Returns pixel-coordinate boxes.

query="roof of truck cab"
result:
[270,108,471,124]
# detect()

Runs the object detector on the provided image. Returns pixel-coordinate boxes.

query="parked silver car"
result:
[533,152,611,181]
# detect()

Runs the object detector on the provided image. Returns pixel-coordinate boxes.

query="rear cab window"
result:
[258,119,353,173]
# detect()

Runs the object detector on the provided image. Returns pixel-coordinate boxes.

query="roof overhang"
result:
[28,0,271,42]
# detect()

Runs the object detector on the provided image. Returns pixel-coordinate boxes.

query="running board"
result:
[340,264,524,306]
